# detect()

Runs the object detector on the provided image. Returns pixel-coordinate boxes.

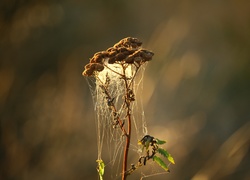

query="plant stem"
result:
[121,64,133,180]
[122,112,131,180]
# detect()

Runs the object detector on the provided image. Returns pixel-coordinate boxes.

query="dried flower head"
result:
[82,37,154,77]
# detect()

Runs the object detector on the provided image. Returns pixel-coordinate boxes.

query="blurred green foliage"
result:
[1,0,250,179]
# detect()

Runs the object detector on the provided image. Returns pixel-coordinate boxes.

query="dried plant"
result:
[82,37,174,180]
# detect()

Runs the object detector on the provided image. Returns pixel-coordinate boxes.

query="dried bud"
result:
[84,63,91,69]
[108,50,117,57]
[82,68,94,76]
[90,51,108,63]
[93,63,104,71]
[106,47,115,52]
[114,37,142,49]
[126,37,142,48]
[125,56,134,63]
[134,56,143,63]
[117,47,128,52]
[94,51,109,58]
[127,37,142,45]
[91,56,102,63]
[115,52,127,61]
[89,63,104,72]
[108,56,116,64]
[140,49,154,61]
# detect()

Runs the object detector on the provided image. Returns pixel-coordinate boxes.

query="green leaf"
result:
[157,148,168,158]
[157,148,175,164]
[155,138,166,145]
[167,154,175,165]
[153,156,169,172]
[96,159,105,180]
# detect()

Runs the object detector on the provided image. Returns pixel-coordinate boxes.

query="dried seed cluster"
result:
[82,37,154,76]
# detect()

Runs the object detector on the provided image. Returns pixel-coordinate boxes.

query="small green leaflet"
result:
[155,138,166,145]
[96,159,105,180]
[157,148,175,164]
[153,156,169,172]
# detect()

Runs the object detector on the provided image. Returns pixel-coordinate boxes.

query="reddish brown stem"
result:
[121,64,133,180]
[122,111,131,180]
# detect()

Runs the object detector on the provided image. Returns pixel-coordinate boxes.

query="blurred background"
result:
[1,0,250,179]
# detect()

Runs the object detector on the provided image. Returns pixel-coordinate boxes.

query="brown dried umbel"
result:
[82,37,154,76]
[82,37,163,180]
[82,62,104,76]
[113,37,142,49]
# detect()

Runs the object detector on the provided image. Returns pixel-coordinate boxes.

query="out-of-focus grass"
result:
[1,1,250,179]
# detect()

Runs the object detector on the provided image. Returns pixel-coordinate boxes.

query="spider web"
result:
[87,66,173,180]
[86,60,172,179]
[86,59,150,179]
[84,37,171,179]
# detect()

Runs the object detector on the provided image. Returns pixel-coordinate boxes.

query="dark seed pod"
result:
[82,68,94,76]
[140,50,154,61]
[124,49,135,55]
[106,47,116,52]
[117,47,128,52]
[93,51,109,58]
[108,50,117,57]
[108,56,116,64]
[89,63,104,72]
[125,37,142,48]
[113,41,123,48]
[129,42,140,49]
[113,37,142,49]
[134,56,143,63]
[128,37,142,45]
[115,52,127,61]
[125,56,134,63]
[91,51,108,63]
[125,55,135,63]
[94,63,104,71]
[84,63,91,69]
[90,55,103,63]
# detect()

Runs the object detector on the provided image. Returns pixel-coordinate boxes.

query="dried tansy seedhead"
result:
[82,37,154,77]
[82,37,174,180]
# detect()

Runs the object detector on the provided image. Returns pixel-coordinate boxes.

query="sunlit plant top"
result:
[82,37,174,180]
